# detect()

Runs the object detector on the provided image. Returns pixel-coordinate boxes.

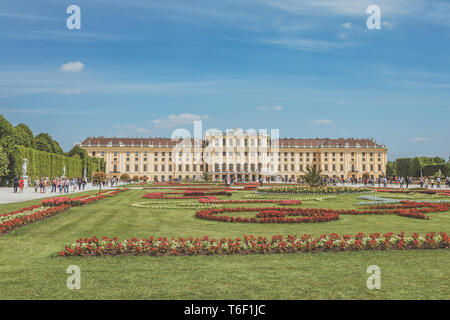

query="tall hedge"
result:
[14,146,102,179]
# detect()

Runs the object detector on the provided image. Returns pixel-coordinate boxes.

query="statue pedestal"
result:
[23,176,29,188]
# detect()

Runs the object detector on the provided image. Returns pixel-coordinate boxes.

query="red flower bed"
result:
[0,204,41,217]
[42,189,127,207]
[59,232,450,256]
[194,201,450,223]
[0,205,70,235]
[197,197,303,206]
[142,192,218,200]
[184,190,233,197]
[195,207,339,223]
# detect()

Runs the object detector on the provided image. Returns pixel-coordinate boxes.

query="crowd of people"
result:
[12,176,119,194]
[320,175,450,189]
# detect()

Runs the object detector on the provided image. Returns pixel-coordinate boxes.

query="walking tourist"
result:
[19,177,24,193]
[34,177,39,192]
[13,176,19,193]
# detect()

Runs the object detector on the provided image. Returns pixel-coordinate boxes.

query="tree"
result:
[410,158,422,177]
[0,145,9,178]
[0,135,20,180]
[0,115,13,139]
[91,171,106,191]
[395,158,411,178]
[35,133,63,154]
[386,162,396,177]
[35,133,53,153]
[132,175,139,182]
[120,173,130,186]
[202,172,211,182]
[66,145,87,158]
[301,165,323,186]
[433,156,445,164]
[13,123,35,148]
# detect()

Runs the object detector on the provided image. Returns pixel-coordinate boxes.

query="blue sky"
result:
[0,0,449,160]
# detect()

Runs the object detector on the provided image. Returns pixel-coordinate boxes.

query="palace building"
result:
[79,129,387,182]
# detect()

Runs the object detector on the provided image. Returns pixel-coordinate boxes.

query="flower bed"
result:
[194,201,450,222]
[0,188,128,236]
[59,232,450,256]
[41,189,127,207]
[195,207,339,223]
[131,201,222,209]
[259,186,372,195]
[243,194,337,202]
[0,204,70,235]
[373,188,450,197]
[142,192,218,200]
[197,197,303,206]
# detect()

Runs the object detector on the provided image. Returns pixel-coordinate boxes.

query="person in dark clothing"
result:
[13,176,19,193]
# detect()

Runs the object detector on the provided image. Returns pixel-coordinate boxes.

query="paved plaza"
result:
[0,184,117,204]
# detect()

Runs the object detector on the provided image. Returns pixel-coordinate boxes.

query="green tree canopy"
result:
[66,145,88,159]
[0,145,9,177]
[35,133,63,154]
[13,123,35,148]
[0,115,13,139]
[302,165,323,186]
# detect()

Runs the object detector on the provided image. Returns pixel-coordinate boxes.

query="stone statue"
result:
[63,166,66,177]
[22,159,29,188]
[22,159,28,177]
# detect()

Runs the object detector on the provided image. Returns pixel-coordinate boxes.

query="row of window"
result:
[92,150,384,157]
[116,163,383,173]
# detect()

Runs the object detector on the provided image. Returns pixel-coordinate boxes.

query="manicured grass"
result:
[0,189,449,299]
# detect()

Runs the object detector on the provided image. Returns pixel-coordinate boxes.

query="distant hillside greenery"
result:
[0,114,105,185]
[386,157,449,178]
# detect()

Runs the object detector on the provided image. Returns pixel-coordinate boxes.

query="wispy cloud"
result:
[255,105,283,111]
[151,113,211,128]
[260,38,350,52]
[0,108,98,115]
[308,119,333,125]
[0,12,60,21]
[59,89,83,95]
[412,137,429,142]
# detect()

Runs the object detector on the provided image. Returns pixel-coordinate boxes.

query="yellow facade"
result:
[79,132,387,182]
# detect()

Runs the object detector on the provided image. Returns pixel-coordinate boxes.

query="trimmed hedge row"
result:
[15,146,103,179]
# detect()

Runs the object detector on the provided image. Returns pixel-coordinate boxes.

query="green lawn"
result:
[0,189,449,300]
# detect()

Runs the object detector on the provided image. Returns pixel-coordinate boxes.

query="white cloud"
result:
[255,105,282,111]
[59,89,83,95]
[412,137,429,142]
[308,119,333,125]
[261,38,348,52]
[61,61,85,72]
[342,22,352,29]
[152,113,211,128]
[135,127,150,134]
[382,21,394,30]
